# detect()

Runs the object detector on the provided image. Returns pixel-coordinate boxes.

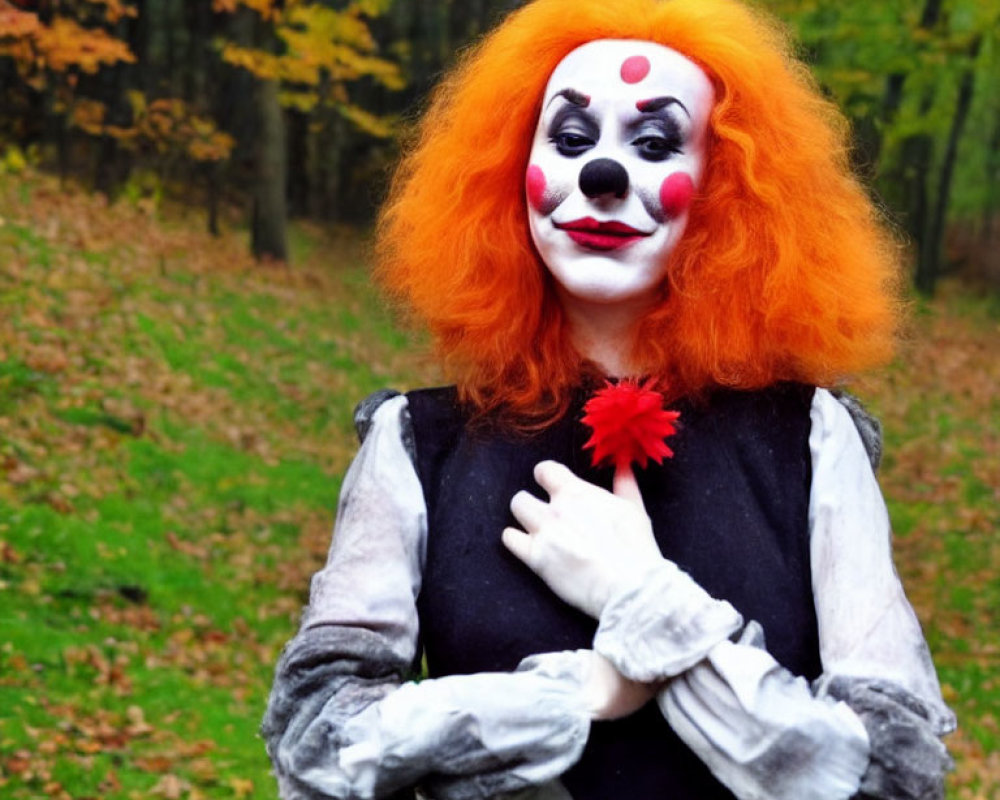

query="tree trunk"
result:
[870,0,941,202]
[184,0,212,105]
[217,7,257,194]
[320,112,345,221]
[205,160,221,237]
[47,90,70,185]
[901,132,933,246]
[251,79,288,262]
[979,104,1000,249]
[164,0,178,97]
[286,110,310,218]
[915,36,982,295]
[867,73,906,170]
[94,34,132,199]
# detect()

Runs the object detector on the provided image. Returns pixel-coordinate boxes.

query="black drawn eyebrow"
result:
[635,96,690,119]
[546,88,591,109]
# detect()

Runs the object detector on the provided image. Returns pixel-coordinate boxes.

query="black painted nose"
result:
[579,158,629,199]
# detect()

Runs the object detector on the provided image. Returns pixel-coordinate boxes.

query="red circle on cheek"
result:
[660,172,695,218]
[620,55,651,84]
[526,164,548,212]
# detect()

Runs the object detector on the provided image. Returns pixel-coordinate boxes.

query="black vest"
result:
[408,384,821,799]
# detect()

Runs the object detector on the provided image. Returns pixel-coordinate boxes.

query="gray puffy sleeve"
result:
[262,394,592,800]
[808,388,955,798]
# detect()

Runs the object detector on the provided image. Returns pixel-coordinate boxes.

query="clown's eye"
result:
[548,106,599,157]
[633,134,682,162]
[551,132,595,157]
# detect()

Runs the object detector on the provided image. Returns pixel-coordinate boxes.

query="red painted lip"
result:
[554,217,651,251]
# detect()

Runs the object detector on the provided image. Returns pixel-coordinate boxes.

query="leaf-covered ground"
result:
[0,170,997,799]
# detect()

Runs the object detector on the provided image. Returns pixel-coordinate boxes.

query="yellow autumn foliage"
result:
[0,11,134,77]
[219,0,403,136]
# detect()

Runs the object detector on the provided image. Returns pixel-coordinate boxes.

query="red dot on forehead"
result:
[660,172,695,218]
[620,55,651,84]
[526,164,548,212]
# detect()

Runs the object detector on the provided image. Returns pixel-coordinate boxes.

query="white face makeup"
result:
[527,39,714,309]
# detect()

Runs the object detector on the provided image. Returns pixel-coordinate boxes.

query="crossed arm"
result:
[262,390,954,800]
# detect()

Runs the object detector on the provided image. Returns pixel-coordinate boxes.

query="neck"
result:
[557,289,650,378]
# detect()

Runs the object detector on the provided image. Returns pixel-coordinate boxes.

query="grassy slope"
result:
[0,170,997,799]
[857,288,1000,794]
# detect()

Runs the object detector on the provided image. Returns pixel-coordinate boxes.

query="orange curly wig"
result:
[375,0,903,425]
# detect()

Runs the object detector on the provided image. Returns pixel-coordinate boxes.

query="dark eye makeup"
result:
[548,107,599,157]
[546,103,686,161]
[632,121,683,161]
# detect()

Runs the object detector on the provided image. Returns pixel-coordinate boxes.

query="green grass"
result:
[0,170,433,799]
[862,288,1000,786]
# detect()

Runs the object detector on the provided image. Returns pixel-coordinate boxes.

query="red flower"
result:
[581,379,680,471]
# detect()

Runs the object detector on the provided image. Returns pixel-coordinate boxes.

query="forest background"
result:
[1,0,999,293]
[1,0,999,799]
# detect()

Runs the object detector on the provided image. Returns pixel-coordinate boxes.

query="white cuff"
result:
[593,558,743,682]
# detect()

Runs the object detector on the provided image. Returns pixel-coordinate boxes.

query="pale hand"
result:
[501,460,663,619]
[581,650,660,720]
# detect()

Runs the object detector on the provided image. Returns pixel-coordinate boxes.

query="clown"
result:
[263,1,954,798]
[525,40,713,318]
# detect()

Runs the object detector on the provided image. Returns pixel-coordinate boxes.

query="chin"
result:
[558,279,660,308]
[550,258,658,300]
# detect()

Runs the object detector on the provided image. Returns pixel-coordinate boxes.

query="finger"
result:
[533,460,578,495]
[509,490,548,533]
[501,527,534,567]
[613,463,644,509]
